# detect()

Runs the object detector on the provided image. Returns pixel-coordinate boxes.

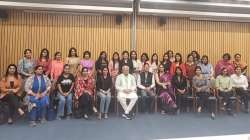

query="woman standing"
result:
[80,51,95,78]
[150,53,159,74]
[108,52,120,83]
[161,52,172,73]
[170,53,186,76]
[18,49,36,80]
[233,53,247,75]
[36,48,51,76]
[95,51,109,76]
[130,50,142,80]
[65,47,81,76]
[215,53,235,77]
[50,52,64,82]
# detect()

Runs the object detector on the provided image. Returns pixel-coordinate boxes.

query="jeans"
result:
[97,91,111,114]
[57,92,73,117]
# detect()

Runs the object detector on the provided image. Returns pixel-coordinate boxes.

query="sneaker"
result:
[161,110,166,115]
[29,121,37,127]
[56,116,62,120]
[83,114,89,120]
[197,107,202,113]
[39,118,46,124]
[211,112,215,120]
[122,114,131,120]
[104,114,108,119]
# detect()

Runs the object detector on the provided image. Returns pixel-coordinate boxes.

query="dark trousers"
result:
[78,93,93,115]
[176,92,188,111]
[219,91,235,112]
[235,88,249,110]
[140,90,155,113]
[197,92,216,113]
[1,94,21,119]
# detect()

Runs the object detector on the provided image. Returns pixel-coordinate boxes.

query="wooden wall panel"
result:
[0,10,131,76]
[1,11,250,76]
[136,16,250,75]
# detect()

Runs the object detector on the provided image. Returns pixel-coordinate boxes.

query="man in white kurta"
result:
[116,65,138,120]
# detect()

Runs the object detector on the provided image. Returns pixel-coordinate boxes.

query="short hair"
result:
[195,66,202,71]
[35,65,43,70]
[222,53,231,60]
[234,53,241,58]
[24,49,32,55]
[83,51,91,58]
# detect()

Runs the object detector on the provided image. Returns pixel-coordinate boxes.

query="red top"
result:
[74,76,95,97]
[36,59,51,75]
[170,62,187,77]
[185,63,196,81]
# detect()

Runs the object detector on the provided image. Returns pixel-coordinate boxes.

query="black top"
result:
[57,74,75,93]
[161,61,172,72]
[119,59,134,74]
[96,75,112,91]
[140,72,153,87]
[171,75,187,90]
[95,59,109,72]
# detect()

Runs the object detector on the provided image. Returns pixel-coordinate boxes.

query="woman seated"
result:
[96,67,112,120]
[25,65,51,127]
[171,67,188,114]
[74,67,97,119]
[155,64,177,115]
[193,66,216,119]
[215,68,235,115]
[0,64,25,124]
[231,66,249,113]
[56,64,75,120]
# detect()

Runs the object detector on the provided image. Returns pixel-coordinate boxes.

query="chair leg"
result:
[154,96,158,113]
[193,98,197,112]
[236,96,240,113]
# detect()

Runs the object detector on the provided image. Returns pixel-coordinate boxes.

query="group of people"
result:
[0,48,249,126]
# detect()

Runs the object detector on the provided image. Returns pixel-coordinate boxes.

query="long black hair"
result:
[68,47,78,57]
[5,64,19,79]
[151,53,158,65]
[39,48,50,60]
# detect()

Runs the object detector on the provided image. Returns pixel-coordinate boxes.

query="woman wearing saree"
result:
[155,64,177,115]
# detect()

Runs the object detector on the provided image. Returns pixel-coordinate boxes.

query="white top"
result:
[230,74,248,90]
[115,73,137,92]
[149,62,158,73]
[132,59,142,72]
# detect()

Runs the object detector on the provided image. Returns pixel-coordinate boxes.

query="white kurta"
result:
[115,73,138,99]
